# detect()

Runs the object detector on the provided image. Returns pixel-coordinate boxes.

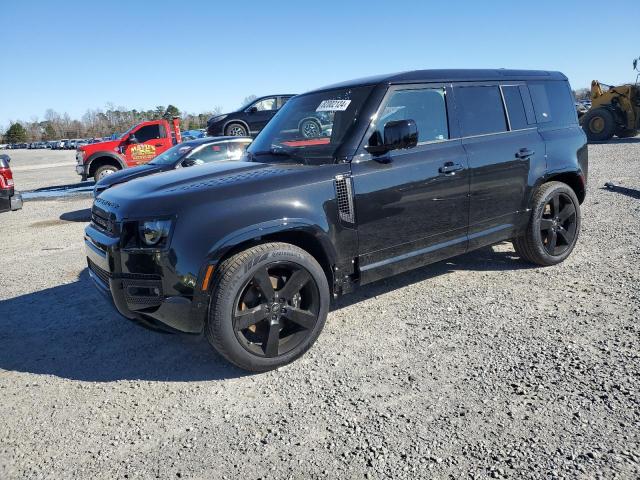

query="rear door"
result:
[351,84,470,283]
[453,83,545,248]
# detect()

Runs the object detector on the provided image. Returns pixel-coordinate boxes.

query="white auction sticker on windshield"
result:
[316,99,351,112]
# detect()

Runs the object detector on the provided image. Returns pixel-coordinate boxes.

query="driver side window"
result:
[253,98,277,111]
[133,125,161,143]
[376,88,449,143]
[187,144,228,165]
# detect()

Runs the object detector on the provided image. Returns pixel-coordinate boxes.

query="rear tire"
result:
[206,242,330,372]
[512,182,581,266]
[94,165,119,181]
[581,108,616,142]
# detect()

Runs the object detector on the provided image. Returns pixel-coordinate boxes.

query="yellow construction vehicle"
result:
[580,58,640,142]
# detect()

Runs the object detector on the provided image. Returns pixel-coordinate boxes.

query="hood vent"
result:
[335,174,355,224]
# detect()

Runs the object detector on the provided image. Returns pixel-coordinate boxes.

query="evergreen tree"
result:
[5,123,27,143]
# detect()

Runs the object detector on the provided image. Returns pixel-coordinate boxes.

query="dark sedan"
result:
[206,94,295,137]
[94,136,251,196]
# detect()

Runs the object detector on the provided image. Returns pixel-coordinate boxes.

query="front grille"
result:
[88,259,110,285]
[335,174,355,224]
[91,207,115,233]
[122,278,163,306]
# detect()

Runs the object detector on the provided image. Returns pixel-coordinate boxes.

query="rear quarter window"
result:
[501,86,528,130]
[528,81,577,128]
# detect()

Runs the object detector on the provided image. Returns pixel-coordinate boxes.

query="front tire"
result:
[225,123,248,136]
[94,165,119,181]
[299,118,322,138]
[581,108,616,142]
[512,182,581,266]
[616,128,639,139]
[206,242,330,372]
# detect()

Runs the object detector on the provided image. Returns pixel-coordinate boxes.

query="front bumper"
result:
[206,123,224,136]
[10,191,22,211]
[76,164,88,180]
[84,222,207,333]
[0,188,22,213]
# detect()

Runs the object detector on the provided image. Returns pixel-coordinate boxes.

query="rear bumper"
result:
[85,223,206,333]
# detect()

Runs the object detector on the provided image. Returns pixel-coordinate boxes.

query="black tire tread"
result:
[512,181,580,266]
[581,108,616,142]
[224,123,247,136]
[206,242,325,372]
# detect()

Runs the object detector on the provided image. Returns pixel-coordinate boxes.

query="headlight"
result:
[139,219,172,247]
[208,114,227,125]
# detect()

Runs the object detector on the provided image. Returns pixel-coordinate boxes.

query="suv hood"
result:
[95,163,165,191]
[97,160,300,218]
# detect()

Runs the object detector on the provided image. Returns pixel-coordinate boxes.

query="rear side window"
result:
[501,86,528,130]
[377,88,449,143]
[455,86,507,136]
[529,81,577,127]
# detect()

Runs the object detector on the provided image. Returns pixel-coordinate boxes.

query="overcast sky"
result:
[1,0,638,128]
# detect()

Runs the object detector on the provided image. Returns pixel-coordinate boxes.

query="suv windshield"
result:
[248,86,375,165]
[149,143,194,165]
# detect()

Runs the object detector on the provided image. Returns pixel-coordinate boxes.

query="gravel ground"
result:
[1,141,639,479]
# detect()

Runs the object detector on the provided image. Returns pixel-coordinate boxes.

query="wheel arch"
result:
[86,152,126,177]
[540,171,586,204]
[202,220,337,295]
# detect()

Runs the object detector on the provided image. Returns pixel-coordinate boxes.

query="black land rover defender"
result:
[86,69,587,371]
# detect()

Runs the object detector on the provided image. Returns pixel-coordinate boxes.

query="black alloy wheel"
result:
[512,181,581,266]
[233,261,320,358]
[206,242,329,372]
[539,192,578,256]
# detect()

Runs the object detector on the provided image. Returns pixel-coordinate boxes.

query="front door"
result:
[124,123,170,166]
[350,85,470,284]
[246,97,278,135]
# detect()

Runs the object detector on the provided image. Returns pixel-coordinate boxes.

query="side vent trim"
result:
[335,174,355,224]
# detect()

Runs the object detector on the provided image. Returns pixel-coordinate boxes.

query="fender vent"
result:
[335,175,355,224]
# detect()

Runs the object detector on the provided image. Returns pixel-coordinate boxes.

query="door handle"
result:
[439,161,464,174]
[154,143,164,147]
[515,148,534,159]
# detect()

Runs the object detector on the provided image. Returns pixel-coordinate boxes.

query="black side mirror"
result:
[366,119,418,155]
[128,135,139,144]
[247,106,258,114]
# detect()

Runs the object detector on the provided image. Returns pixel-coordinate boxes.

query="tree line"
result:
[2,103,224,144]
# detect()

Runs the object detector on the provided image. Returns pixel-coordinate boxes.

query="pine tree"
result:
[5,123,27,143]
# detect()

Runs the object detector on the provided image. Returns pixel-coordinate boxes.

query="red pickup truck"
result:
[76,118,182,181]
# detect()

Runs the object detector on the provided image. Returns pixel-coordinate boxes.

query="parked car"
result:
[0,154,22,213]
[206,94,295,137]
[94,136,251,196]
[76,118,182,181]
[86,69,587,372]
